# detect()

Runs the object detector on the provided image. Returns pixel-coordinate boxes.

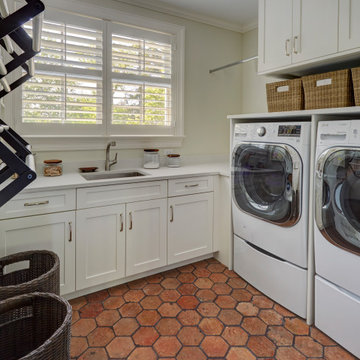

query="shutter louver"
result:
[22,19,103,124]
[111,32,173,127]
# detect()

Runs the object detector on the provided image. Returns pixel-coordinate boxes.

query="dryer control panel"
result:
[316,120,360,146]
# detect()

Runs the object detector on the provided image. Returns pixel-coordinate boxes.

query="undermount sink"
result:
[81,170,148,181]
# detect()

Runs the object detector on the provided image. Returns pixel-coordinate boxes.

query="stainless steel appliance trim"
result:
[231,142,303,228]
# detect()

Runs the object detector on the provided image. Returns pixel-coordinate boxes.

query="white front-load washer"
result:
[314,120,360,358]
[232,121,311,318]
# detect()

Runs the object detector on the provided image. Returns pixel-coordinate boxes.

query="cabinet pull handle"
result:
[120,213,124,232]
[170,205,174,222]
[185,184,199,188]
[24,200,49,207]
[285,39,291,56]
[69,222,72,242]
[293,36,299,54]
[129,212,133,230]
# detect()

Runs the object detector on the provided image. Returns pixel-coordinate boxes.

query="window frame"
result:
[9,0,185,150]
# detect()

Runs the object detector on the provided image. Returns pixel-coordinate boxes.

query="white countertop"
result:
[24,162,230,193]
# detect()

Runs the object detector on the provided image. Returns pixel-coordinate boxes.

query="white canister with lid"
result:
[143,149,160,169]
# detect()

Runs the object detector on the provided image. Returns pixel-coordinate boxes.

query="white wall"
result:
[25,0,243,165]
[240,28,281,114]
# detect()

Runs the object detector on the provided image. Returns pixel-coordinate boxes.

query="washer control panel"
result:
[278,125,301,137]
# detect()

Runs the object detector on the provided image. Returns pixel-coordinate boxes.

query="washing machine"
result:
[314,120,360,358]
[232,121,311,318]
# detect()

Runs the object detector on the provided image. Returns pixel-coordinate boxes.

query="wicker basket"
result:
[302,69,354,110]
[0,292,71,360]
[0,250,60,301]
[266,79,304,112]
[351,67,360,106]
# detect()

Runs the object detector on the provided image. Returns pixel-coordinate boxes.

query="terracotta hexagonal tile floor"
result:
[70,258,356,359]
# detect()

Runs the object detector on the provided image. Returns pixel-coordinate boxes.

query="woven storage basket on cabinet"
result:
[266,79,304,112]
[351,67,360,106]
[0,250,60,301]
[0,292,71,360]
[302,69,354,109]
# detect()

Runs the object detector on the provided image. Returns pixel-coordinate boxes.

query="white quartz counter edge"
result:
[24,163,230,193]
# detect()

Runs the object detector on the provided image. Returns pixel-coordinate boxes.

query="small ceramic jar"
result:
[167,154,181,167]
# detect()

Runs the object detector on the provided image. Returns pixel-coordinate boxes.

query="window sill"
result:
[24,135,185,151]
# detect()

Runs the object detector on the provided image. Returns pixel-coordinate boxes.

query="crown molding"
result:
[115,0,258,33]
[240,19,258,33]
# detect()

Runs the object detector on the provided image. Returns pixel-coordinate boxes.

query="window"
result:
[13,4,184,144]
[109,22,175,136]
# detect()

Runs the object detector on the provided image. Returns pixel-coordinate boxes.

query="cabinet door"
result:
[168,193,213,265]
[0,212,75,295]
[258,0,293,73]
[292,0,338,63]
[76,205,125,290]
[126,199,167,276]
[339,0,360,51]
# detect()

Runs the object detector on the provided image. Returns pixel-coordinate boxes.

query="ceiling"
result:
[117,0,258,33]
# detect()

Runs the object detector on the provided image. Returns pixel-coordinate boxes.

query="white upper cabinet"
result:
[292,0,338,63]
[258,0,358,75]
[258,0,293,73]
[339,0,360,51]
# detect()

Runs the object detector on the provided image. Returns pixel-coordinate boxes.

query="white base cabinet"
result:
[0,212,76,295]
[0,176,217,297]
[168,193,213,264]
[126,199,167,276]
[76,204,126,290]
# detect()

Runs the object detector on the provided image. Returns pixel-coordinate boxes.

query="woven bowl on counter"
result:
[0,250,60,301]
[0,292,71,360]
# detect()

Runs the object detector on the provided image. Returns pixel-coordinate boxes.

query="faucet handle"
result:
[113,152,118,162]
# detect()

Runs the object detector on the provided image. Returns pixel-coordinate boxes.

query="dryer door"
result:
[316,148,360,255]
[232,143,302,226]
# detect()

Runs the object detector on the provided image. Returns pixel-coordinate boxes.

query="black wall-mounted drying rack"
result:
[0,0,44,207]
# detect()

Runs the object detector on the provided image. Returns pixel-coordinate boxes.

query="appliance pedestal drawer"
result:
[234,235,307,318]
[315,276,360,358]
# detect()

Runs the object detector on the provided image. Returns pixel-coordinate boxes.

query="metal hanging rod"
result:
[209,55,259,74]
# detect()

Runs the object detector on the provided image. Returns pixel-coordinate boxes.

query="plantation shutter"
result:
[22,10,103,127]
[109,22,174,134]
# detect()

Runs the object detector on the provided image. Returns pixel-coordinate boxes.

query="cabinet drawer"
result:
[0,190,76,219]
[77,180,167,209]
[168,176,213,197]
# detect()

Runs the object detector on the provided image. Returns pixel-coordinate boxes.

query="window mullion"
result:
[64,24,67,125]
[104,21,111,136]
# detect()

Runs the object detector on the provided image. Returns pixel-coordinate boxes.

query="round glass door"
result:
[316,149,360,254]
[232,143,301,226]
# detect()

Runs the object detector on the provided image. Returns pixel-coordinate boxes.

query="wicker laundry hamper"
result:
[0,250,60,301]
[0,292,71,360]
